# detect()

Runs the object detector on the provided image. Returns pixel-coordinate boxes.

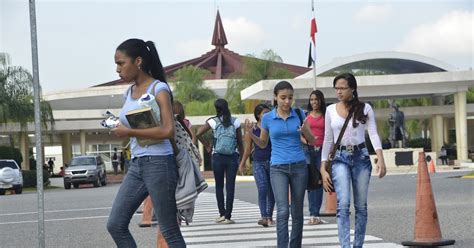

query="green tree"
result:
[226,49,295,114]
[171,65,216,104]
[0,53,54,146]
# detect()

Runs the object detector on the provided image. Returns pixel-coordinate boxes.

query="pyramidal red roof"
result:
[94,10,310,87]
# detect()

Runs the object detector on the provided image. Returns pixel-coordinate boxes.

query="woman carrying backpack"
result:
[196,98,243,224]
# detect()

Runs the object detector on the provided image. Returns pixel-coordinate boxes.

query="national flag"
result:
[307,9,318,67]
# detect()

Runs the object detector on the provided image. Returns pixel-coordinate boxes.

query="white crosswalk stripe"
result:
[182,192,402,248]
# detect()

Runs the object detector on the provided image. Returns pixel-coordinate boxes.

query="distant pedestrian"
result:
[196,98,243,224]
[47,158,55,176]
[239,103,275,227]
[320,73,386,248]
[112,148,119,175]
[439,146,448,165]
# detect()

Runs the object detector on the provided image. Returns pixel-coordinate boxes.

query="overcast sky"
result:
[1,0,472,93]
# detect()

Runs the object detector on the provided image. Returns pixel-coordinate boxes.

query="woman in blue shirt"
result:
[107,38,185,248]
[246,81,315,248]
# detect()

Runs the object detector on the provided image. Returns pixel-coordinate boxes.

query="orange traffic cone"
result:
[428,160,436,174]
[319,191,337,217]
[402,152,455,246]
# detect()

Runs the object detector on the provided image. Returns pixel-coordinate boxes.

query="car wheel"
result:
[101,173,107,186]
[73,183,79,189]
[0,189,5,195]
[64,182,71,189]
[93,175,100,187]
[14,186,23,194]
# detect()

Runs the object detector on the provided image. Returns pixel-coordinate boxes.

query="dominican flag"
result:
[307,8,318,67]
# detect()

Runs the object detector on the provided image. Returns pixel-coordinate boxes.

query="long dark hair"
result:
[117,38,172,102]
[254,103,271,122]
[273,81,294,107]
[172,100,192,137]
[307,90,326,116]
[214,98,232,127]
[333,73,367,127]
[116,39,167,83]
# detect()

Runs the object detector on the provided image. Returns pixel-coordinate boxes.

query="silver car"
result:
[63,156,107,189]
[0,159,23,195]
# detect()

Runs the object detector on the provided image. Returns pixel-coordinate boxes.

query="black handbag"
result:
[326,107,354,192]
[295,109,322,190]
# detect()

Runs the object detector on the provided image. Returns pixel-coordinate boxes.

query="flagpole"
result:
[312,0,317,90]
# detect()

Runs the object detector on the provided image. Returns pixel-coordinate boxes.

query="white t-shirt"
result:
[207,117,241,130]
[321,103,382,162]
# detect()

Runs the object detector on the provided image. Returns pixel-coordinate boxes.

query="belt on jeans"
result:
[338,143,366,152]
[272,160,306,166]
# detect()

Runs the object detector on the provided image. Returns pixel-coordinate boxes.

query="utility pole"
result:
[28,0,45,247]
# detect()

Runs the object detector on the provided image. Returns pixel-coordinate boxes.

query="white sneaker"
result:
[221,219,235,224]
[215,216,225,223]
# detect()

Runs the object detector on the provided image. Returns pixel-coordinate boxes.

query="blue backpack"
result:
[213,117,237,155]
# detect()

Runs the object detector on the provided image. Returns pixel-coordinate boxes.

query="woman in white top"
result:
[320,73,386,248]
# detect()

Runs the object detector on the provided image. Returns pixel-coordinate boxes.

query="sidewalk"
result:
[49,165,473,188]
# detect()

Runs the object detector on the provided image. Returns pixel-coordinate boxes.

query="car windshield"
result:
[69,158,96,166]
[0,161,18,169]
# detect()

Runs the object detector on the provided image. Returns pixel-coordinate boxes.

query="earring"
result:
[138,66,141,70]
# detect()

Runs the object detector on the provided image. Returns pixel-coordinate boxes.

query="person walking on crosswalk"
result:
[245,81,316,247]
[239,103,275,227]
[320,73,386,248]
[196,99,243,224]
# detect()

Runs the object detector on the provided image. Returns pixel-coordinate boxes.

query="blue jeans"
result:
[270,161,308,248]
[212,153,239,219]
[305,148,323,217]
[107,155,185,248]
[332,148,372,248]
[253,160,275,219]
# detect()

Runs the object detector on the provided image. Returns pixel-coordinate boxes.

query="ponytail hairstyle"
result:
[273,81,294,107]
[333,73,367,128]
[253,103,271,122]
[116,38,172,101]
[214,98,232,127]
[306,90,326,116]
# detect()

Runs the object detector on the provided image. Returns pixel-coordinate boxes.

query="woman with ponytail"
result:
[108,38,185,247]
[196,98,243,224]
[320,72,386,248]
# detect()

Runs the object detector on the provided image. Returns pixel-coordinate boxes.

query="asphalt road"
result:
[0,170,472,247]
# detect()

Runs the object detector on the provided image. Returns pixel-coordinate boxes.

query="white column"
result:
[19,132,30,170]
[454,91,468,161]
[430,115,444,156]
[443,117,450,144]
[61,133,72,166]
[80,130,86,155]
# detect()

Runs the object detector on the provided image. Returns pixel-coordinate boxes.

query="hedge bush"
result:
[0,146,23,166]
[22,169,50,188]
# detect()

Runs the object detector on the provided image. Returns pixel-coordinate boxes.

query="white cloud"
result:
[397,10,473,58]
[175,39,213,61]
[222,17,265,51]
[174,17,265,60]
[354,4,393,23]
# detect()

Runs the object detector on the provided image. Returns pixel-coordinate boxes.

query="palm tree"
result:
[226,49,294,114]
[0,53,54,146]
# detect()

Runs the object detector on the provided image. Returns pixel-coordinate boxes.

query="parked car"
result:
[0,159,23,195]
[63,155,107,189]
